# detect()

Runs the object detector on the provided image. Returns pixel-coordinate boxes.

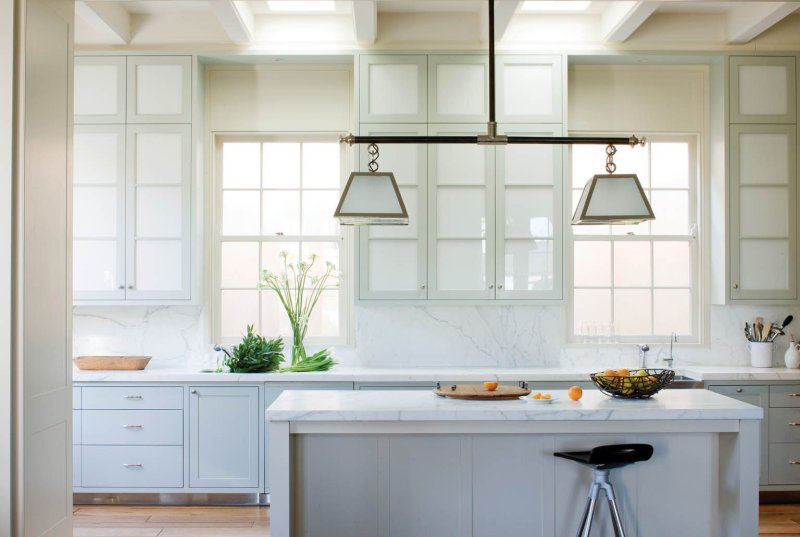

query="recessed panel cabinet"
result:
[74,57,126,124]
[127,56,192,124]
[730,56,796,124]
[360,55,427,123]
[497,55,563,124]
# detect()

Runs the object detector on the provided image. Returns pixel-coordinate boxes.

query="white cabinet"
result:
[74,57,126,124]
[127,56,192,123]
[729,125,798,301]
[495,125,563,299]
[428,55,488,123]
[189,386,261,489]
[497,55,563,124]
[73,54,194,303]
[428,124,495,299]
[126,124,192,299]
[730,56,796,124]
[73,125,126,300]
[358,124,428,299]
[359,55,427,123]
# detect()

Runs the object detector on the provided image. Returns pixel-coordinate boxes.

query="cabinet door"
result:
[428,124,495,299]
[497,55,563,124]
[708,385,768,485]
[360,55,427,123]
[730,124,797,301]
[127,56,192,123]
[428,55,489,123]
[74,56,126,124]
[496,124,562,299]
[264,382,353,492]
[730,56,796,124]
[126,124,192,300]
[189,386,260,489]
[358,124,428,299]
[73,125,126,300]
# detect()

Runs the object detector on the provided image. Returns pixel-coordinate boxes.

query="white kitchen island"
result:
[267,389,762,537]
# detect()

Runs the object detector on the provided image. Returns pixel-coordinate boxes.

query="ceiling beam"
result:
[727,2,800,44]
[353,1,377,45]
[601,1,660,43]
[209,0,255,45]
[479,1,522,43]
[74,1,131,45]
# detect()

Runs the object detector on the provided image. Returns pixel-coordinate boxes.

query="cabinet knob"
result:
[118,285,124,290]
[736,388,743,393]
[191,389,198,394]
[128,285,134,290]
[733,283,739,289]
[498,284,503,289]
[489,284,494,289]
[420,285,426,289]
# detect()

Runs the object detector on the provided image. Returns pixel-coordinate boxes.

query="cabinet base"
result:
[73,492,269,506]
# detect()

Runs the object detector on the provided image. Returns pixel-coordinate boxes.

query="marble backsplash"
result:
[73,303,800,370]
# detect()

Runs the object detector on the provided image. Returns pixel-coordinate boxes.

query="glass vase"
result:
[291,322,307,366]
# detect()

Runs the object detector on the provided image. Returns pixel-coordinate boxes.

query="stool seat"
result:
[554,443,653,470]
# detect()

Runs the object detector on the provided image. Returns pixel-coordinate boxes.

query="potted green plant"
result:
[221,325,284,373]
[260,252,338,372]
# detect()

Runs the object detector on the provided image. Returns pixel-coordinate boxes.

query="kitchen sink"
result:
[665,375,703,389]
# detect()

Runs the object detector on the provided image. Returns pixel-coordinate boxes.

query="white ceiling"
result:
[73,0,800,48]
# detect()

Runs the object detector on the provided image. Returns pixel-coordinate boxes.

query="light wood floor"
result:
[73,503,800,536]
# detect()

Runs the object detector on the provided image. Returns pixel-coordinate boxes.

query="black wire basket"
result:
[590,369,675,399]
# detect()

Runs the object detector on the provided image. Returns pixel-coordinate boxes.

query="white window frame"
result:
[211,133,353,347]
[566,133,702,344]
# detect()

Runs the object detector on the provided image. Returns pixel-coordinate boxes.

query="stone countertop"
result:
[71,365,800,383]
[265,388,764,422]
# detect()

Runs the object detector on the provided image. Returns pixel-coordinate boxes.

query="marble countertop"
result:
[72,365,800,383]
[265,388,764,422]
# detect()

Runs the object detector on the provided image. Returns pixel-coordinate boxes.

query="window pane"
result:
[221,242,259,288]
[614,289,652,336]
[651,142,689,189]
[223,143,260,189]
[571,145,606,189]
[302,191,340,235]
[653,242,691,287]
[306,290,339,337]
[573,289,612,331]
[650,191,689,235]
[302,143,340,188]
[222,191,260,236]
[574,241,611,287]
[220,290,259,339]
[301,241,340,278]
[653,289,692,335]
[262,191,300,235]
[261,290,292,336]
[263,143,300,188]
[261,242,300,280]
[613,242,651,287]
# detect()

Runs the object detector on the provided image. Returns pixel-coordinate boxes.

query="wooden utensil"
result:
[73,356,151,370]
[433,384,531,401]
[763,322,773,342]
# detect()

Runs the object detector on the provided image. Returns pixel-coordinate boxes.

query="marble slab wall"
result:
[73,303,800,370]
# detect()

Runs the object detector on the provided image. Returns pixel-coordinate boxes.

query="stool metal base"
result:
[576,469,626,537]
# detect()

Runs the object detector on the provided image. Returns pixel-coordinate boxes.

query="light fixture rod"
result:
[488,0,496,124]
[341,134,645,146]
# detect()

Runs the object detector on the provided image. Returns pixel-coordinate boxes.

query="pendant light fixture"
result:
[335,0,653,226]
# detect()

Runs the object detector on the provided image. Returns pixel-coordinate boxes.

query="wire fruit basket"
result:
[590,369,675,399]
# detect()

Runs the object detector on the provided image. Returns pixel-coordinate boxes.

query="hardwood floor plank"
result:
[158,529,268,537]
[73,529,163,537]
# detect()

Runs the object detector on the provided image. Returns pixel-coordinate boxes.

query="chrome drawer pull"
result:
[123,424,143,429]
[123,463,143,468]
[123,395,143,400]
[788,394,800,397]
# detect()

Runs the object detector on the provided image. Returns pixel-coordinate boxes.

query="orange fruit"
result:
[540,393,551,400]
[532,392,542,399]
[568,386,583,401]
[483,381,498,391]
[617,368,630,377]
[602,369,617,377]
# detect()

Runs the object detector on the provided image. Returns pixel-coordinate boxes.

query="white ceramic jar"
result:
[785,344,800,369]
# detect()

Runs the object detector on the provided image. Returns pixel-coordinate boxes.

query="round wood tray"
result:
[433,384,531,400]
[73,356,152,370]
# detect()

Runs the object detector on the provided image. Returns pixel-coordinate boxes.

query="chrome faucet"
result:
[664,333,677,369]
[638,344,650,369]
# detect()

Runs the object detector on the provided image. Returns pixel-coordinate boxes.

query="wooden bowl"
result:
[73,356,152,371]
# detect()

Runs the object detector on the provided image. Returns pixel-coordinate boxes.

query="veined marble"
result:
[265,388,764,422]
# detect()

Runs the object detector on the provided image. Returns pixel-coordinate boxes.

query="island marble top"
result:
[265,388,764,422]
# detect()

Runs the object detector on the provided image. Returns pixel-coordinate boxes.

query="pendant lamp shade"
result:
[572,174,655,225]
[334,171,409,225]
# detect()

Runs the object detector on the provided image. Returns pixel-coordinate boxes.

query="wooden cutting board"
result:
[433,384,531,400]
[73,356,152,371]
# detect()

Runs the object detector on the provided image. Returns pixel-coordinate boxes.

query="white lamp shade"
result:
[334,171,409,225]
[572,173,655,225]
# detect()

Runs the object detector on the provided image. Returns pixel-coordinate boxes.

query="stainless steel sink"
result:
[665,375,703,389]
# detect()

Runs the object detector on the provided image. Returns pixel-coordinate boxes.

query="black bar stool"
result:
[554,443,653,537]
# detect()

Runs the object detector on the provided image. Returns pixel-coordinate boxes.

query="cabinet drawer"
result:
[82,410,183,445]
[770,408,800,442]
[770,444,800,484]
[82,386,183,410]
[82,445,183,488]
[73,387,81,409]
[770,386,800,407]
